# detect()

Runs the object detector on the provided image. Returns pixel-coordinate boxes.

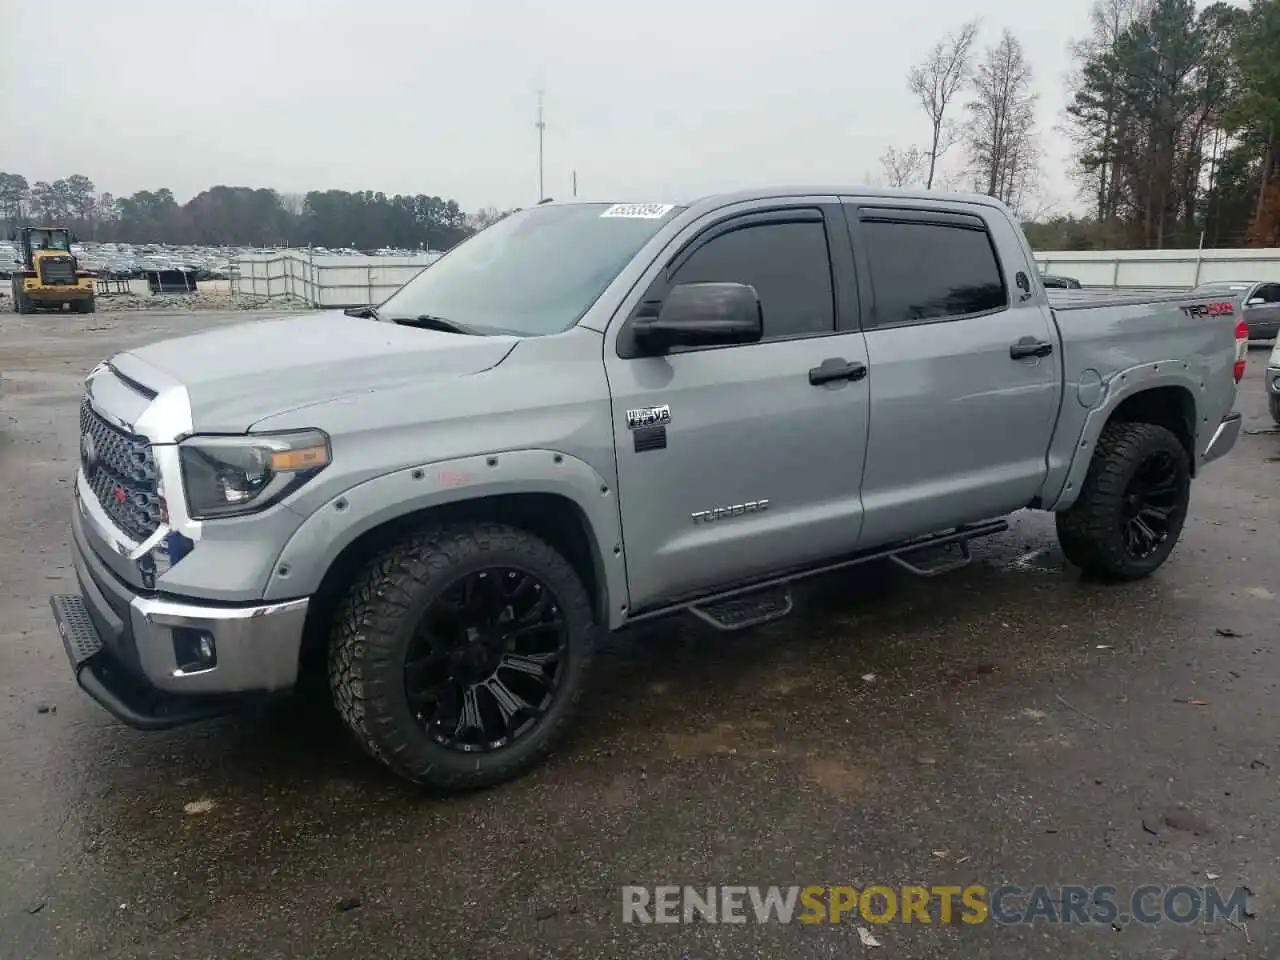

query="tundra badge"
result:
[691,500,770,524]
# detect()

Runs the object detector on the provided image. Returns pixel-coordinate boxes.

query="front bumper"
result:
[1201,411,1242,466]
[50,506,310,730]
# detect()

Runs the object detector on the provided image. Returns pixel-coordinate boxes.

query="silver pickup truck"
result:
[50,187,1246,790]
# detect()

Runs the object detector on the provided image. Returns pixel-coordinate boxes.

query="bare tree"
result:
[879,146,928,188]
[965,28,1042,214]
[908,19,981,189]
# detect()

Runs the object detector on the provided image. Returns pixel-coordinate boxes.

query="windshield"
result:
[27,229,70,252]
[377,202,683,336]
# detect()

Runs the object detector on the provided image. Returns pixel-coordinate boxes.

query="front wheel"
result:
[1270,393,1280,426]
[329,522,597,790]
[1055,421,1191,581]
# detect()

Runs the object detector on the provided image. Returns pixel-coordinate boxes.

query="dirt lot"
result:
[1,310,1277,959]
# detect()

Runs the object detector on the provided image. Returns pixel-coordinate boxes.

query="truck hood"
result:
[114,311,519,433]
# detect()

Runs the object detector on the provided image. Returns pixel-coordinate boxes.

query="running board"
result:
[626,518,1009,628]
[691,584,793,632]
[890,539,973,577]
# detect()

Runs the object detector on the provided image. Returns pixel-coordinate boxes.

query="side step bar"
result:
[631,519,1009,632]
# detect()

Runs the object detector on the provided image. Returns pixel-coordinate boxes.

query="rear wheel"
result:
[1271,394,1280,426]
[329,522,597,790]
[1055,421,1191,581]
[75,296,96,314]
[15,291,33,314]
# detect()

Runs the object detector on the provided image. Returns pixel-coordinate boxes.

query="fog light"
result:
[173,627,217,672]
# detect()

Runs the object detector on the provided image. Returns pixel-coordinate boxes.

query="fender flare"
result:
[262,449,628,618]
[1040,360,1203,512]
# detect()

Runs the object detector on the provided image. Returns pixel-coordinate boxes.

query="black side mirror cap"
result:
[633,281,763,355]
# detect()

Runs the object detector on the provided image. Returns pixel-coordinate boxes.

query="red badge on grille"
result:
[113,486,127,504]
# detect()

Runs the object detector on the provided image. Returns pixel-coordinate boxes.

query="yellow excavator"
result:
[7,226,96,314]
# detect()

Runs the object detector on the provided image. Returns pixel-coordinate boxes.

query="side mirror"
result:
[71,232,79,243]
[5,231,14,242]
[633,282,763,354]
[1246,296,1265,306]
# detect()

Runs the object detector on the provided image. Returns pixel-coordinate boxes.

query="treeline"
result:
[0,172,516,250]
[892,0,1280,250]
[1062,0,1269,249]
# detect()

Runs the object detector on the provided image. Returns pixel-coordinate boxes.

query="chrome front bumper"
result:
[51,500,310,730]
[1201,412,1242,466]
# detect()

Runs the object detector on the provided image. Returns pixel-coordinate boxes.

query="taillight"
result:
[1234,319,1248,383]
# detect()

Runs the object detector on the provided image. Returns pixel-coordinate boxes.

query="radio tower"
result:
[535,89,546,202]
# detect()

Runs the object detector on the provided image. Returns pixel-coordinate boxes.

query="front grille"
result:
[39,256,76,285]
[79,400,162,542]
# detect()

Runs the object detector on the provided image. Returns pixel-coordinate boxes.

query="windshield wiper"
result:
[390,314,480,335]
[344,304,380,319]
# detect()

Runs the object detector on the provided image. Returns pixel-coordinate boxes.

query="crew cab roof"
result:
[554,186,1016,214]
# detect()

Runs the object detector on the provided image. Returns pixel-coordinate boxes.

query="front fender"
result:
[1040,360,1204,512]
[262,449,628,619]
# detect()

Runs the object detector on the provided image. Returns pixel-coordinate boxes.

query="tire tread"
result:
[329,522,595,790]
[1055,420,1190,581]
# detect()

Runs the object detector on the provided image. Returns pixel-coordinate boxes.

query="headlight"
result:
[178,430,331,519]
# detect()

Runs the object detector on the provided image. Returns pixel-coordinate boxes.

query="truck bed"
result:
[1046,288,1200,311]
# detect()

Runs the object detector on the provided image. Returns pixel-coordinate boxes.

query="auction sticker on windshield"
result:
[600,203,675,219]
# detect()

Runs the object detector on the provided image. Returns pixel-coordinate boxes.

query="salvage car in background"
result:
[1190,280,1280,341]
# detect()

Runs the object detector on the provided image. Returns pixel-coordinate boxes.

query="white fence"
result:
[228,246,1280,309]
[230,250,440,307]
[1034,248,1280,289]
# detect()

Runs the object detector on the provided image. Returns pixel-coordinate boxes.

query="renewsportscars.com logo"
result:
[621,884,1253,926]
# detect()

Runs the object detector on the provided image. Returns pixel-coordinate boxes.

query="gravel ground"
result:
[0,311,1277,959]
[1,289,312,312]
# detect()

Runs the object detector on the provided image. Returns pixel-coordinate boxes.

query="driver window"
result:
[668,219,836,341]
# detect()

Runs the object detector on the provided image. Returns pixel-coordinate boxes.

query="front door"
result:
[1246,282,1280,338]
[604,201,870,613]
[845,201,1061,548]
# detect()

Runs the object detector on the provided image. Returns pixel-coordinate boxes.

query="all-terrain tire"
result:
[328,522,597,790]
[75,296,96,314]
[1270,393,1280,426]
[1055,421,1191,581]
[15,291,32,314]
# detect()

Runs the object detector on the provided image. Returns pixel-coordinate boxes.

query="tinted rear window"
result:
[863,219,1007,326]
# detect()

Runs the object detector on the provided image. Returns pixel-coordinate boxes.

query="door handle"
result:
[809,357,868,385]
[1009,337,1054,360]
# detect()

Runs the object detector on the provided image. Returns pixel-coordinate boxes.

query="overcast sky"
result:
[2,0,1103,215]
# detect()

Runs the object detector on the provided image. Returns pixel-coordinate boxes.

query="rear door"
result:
[843,200,1061,548]
[604,199,870,612]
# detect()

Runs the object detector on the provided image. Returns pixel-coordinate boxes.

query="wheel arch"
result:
[1046,369,1200,512]
[263,450,627,663]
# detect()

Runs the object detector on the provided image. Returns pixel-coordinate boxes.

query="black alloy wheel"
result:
[405,567,567,753]
[1119,449,1179,560]
[1054,420,1191,581]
